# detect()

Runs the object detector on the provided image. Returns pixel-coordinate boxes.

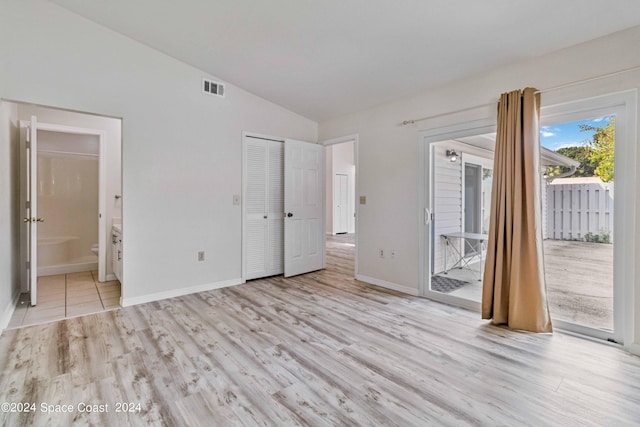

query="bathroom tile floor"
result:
[7,271,121,329]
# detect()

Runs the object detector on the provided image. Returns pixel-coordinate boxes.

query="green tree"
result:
[546,146,597,178]
[580,117,615,182]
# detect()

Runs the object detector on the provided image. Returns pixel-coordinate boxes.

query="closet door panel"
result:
[244,140,268,279]
[266,141,284,275]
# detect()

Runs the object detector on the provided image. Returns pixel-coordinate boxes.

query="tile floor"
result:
[7,271,120,329]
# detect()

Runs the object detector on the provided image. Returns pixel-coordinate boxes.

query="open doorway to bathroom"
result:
[5,101,122,328]
[324,135,358,277]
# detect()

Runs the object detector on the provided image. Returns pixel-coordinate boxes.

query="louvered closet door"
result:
[266,141,284,274]
[243,137,284,280]
[244,140,268,279]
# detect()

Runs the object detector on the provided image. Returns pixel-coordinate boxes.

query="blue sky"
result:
[540,116,613,151]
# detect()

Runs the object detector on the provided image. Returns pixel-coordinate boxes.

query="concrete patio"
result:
[434,240,614,331]
[544,239,613,331]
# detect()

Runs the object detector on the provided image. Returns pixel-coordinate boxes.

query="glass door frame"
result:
[418,90,636,347]
[419,119,496,312]
[540,92,636,344]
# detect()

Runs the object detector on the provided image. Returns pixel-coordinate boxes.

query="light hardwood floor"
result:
[1,234,639,426]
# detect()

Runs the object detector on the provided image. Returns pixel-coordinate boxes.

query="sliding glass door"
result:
[540,106,623,341]
[420,91,635,345]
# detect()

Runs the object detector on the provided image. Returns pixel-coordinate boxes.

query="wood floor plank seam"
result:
[1,234,639,426]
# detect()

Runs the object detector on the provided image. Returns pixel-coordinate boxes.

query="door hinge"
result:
[25,200,30,209]
[26,261,30,270]
[26,127,31,143]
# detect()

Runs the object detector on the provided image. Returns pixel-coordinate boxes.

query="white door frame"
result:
[461,152,494,235]
[322,134,359,277]
[20,120,108,285]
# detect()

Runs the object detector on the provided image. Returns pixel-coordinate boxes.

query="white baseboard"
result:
[121,277,245,307]
[626,342,640,356]
[355,274,420,296]
[38,262,98,276]
[104,273,117,282]
[1,292,21,331]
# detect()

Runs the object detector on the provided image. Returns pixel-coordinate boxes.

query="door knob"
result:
[287,212,293,218]
[37,218,44,223]
[23,217,31,223]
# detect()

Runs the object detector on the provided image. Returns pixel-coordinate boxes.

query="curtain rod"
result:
[401,65,640,126]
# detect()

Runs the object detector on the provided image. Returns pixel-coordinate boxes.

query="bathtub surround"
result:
[37,140,99,276]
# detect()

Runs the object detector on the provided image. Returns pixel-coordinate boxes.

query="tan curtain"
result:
[482,88,552,333]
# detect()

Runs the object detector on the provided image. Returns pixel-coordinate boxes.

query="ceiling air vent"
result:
[202,78,225,97]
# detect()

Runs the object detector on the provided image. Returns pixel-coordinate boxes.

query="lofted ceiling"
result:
[50,0,640,121]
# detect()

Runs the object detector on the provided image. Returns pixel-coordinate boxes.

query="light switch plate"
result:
[359,196,366,205]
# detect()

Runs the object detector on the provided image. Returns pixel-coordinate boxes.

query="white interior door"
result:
[284,139,325,277]
[26,116,38,306]
[334,174,348,234]
[243,136,285,280]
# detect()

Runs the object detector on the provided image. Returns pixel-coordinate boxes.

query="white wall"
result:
[319,26,640,349]
[17,105,122,278]
[0,101,21,328]
[0,0,317,309]
[325,141,355,234]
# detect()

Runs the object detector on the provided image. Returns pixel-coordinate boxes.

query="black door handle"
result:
[287,212,293,218]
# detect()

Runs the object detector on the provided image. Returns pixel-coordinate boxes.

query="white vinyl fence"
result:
[546,181,614,243]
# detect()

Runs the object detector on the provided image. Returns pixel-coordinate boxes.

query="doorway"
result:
[420,91,636,345]
[334,174,349,234]
[323,134,358,277]
[7,101,122,328]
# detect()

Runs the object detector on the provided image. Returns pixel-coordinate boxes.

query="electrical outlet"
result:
[390,249,396,258]
[379,248,384,258]
[232,194,241,205]
[360,196,367,205]
[198,251,205,261]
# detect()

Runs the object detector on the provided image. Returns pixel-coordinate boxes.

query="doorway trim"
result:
[322,133,359,278]
[21,121,108,285]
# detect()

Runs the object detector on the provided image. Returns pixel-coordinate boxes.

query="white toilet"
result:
[91,243,99,256]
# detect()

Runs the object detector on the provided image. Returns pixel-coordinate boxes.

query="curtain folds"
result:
[481,88,553,333]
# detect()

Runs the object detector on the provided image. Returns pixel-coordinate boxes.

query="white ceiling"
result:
[51,0,640,121]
